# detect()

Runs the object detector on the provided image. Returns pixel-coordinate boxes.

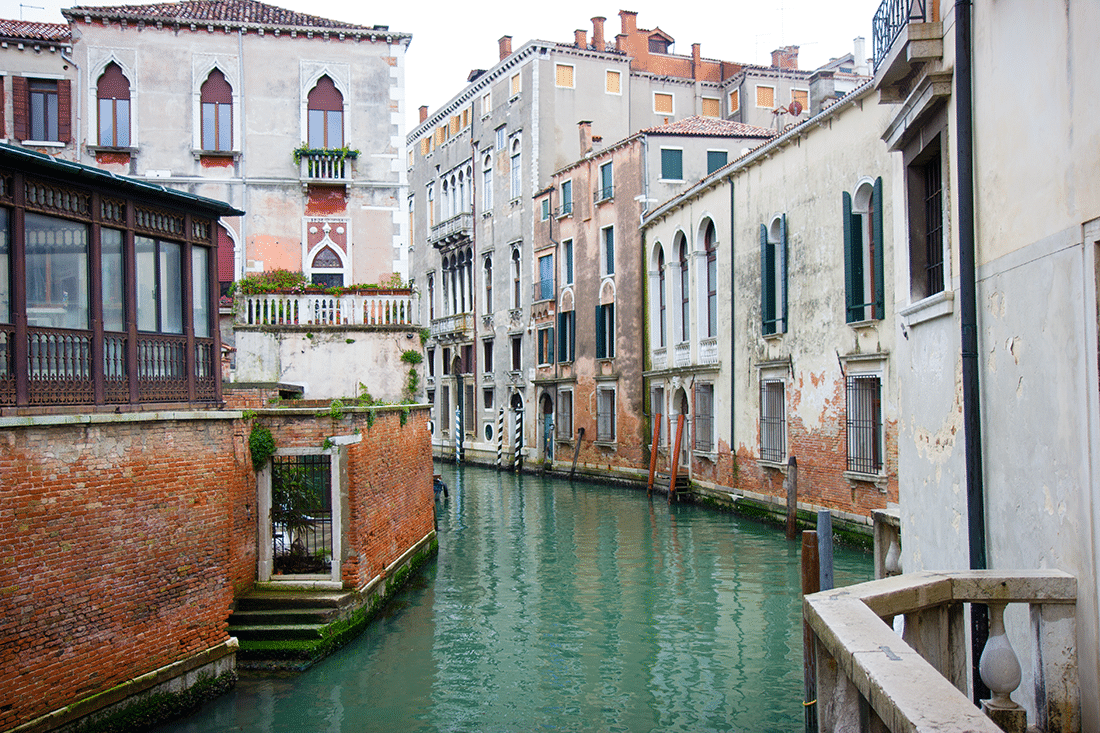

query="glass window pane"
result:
[327,110,342,148]
[308,109,325,148]
[117,100,130,147]
[101,229,125,332]
[30,93,45,140]
[192,246,210,338]
[217,103,232,151]
[25,213,89,329]
[99,98,114,146]
[136,236,157,331]
[0,209,9,323]
[202,103,216,150]
[46,93,58,141]
[160,241,183,334]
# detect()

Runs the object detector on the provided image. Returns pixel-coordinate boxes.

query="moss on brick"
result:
[64,670,236,733]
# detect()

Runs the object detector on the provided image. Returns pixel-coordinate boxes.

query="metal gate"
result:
[271,454,333,575]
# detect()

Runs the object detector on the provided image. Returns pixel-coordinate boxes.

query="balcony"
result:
[699,337,719,365]
[298,150,355,185]
[593,185,614,204]
[237,290,417,327]
[673,342,690,367]
[429,212,473,248]
[872,0,943,97]
[805,570,1079,732]
[651,347,667,371]
[430,312,474,341]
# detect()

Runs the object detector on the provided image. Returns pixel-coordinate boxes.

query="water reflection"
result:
[154,463,871,733]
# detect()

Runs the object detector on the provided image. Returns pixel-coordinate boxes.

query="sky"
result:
[2,0,883,132]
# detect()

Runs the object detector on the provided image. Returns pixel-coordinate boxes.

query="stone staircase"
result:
[228,589,358,671]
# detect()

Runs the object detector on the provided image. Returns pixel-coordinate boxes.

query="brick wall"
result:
[0,414,254,731]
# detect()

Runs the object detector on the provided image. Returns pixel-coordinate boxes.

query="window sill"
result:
[695,450,717,462]
[900,289,954,328]
[481,211,492,219]
[758,458,788,473]
[594,440,617,449]
[844,470,888,493]
[87,145,137,155]
[21,139,65,148]
[192,149,240,160]
[556,211,573,220]
[762,330,785,341]
[659,178,684,184]
[509,94,521,104]
[847,317,883,330]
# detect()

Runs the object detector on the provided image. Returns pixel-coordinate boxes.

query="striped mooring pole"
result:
[496,406,505,469]
[454,407,463,464]
[513,407,524,473]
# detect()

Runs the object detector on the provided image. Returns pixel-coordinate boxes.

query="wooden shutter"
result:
[779,214,788,333]
[654,93,673,114]
[511,74,520,95]
[760,223,772,334]
[595,305,605,358]
[701,98,720,118]
[556,64,574,88]
[843,191,856,323]
[12,76,28,140]
[729,89,739,113]
[873,176,885,320]
[607,303,615,358]
[756,85,774,108]
[606,70,620,94]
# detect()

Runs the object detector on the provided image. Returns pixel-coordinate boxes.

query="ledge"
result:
[0,409,241,429]
[899,288,954,327]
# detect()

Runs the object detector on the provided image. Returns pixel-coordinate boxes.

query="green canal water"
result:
[155,462,872,733]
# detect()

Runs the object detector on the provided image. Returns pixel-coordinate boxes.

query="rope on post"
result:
[496,405,504,470]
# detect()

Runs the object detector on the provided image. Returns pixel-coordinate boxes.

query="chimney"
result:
[578,120,593,155]
[574,29,587,48]
[619,10,637,37]
[808,69,838,116]
[499,35,512,61]
[419,105,428,123]
[853,36,868,75]
[692,43,702,81]
[591,16,605,51]
[770,45,799,70]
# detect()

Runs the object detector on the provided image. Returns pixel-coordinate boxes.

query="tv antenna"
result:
[20,4,45,19]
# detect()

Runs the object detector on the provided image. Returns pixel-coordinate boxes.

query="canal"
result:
[155,462,872,732]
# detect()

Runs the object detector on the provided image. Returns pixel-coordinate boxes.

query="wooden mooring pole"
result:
[801,530,820,733]
[668,414,685,503]
[570,427,584,479]
[785,455,799,540]
[647,416,661,496]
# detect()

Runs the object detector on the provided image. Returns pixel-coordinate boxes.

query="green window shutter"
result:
[595,305,605,358]
[661,149,683,180]
[538,331,545,364]
[779,214,788,333]
[570,310,576,360]
[608,304,615,358]
[548,327,554,363]
[843,191,855,323]
[707,150,727,174]
[760,223,773,335]
[873,176,885,320]
[558,312,566,360]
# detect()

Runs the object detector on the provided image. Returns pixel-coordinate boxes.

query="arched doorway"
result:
[539,392,554,466]
[673,388,690,470]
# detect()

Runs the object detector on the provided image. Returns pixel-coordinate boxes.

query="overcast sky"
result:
[3,0,882,132]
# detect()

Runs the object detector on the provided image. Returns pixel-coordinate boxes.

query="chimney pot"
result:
[578,120,593,156]
[591,16,605,51]
[575,29,587,48]
[499,35,512,61]
[619,9,637,36]
[419,105,428,123]
[770,45,800,70]
[692,43,702,80]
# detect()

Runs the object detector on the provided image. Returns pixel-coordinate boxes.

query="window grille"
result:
[759,379,786,462]
[923,156,944,295]
[846,374,883,474]
[597,387,616,442]
[271,454,332,575]
[694,384,714,452]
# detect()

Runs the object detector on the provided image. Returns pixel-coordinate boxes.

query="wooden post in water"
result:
[647,416,661,495]
[785,455,799,540]
[668,414,685,503]
[569,427,585,479]
[816,510,834,592]
[801,530,820,733]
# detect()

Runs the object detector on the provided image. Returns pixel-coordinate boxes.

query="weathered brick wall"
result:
[0,414,254,731]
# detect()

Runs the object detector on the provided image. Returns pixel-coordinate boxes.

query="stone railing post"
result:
[1031,601,1080,732]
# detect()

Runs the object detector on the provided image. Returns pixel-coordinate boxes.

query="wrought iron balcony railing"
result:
[872,0,929,71]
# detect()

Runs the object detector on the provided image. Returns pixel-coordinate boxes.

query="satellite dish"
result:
[789,100,803,116]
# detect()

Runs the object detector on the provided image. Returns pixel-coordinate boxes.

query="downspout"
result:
[729,177,735,468]
[955,0,989,703]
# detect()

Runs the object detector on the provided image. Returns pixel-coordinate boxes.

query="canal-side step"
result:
[229,607,341,626]
[229,588,361,670]
[230,623,328,642]
[654,472,691,493]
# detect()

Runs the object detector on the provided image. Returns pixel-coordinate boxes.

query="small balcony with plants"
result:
[294,146,359,185]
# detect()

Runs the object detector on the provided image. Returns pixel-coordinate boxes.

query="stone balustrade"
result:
[237,290,416,327]
[804,569,1079,732]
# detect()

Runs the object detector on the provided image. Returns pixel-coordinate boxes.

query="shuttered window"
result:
[654,92,674,114]
[760,216,788,335]
[701,97,720,118]
[755,85,774,108]
[555,64,574,88]
[660,148,683,180]
[729,88,740,113]
[843,177,885,322]
[792,89,808,113]
[606,70,621,94]
[511,73,521,96]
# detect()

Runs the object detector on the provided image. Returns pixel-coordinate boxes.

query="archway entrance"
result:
[539,392,554,466]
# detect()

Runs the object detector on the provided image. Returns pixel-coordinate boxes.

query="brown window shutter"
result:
[58,80,72,142]
[12,76,28,140]
[0,79,5,136]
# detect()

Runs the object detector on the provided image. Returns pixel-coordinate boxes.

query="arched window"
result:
[511,248,521,308]
[657,247,667,348]
[427,273,435,321]
[678,237,690,343]
[482,154,493,209]
[441,180,450,220]
[97,62,130,147]
[844,178,884,322]
[510,138,522,200]
[200,69,232,151]
[483,255,493,315]
[307,75,344,149]
[704,221,717,338]
[458,171,466,214]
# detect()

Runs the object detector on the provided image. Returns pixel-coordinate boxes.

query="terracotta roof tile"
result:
[0,19,71,43]
[64,0,388,33]
[642,115,775,139]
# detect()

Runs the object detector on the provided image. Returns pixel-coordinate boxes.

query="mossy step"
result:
[229,607,340,626]
[229,623,327,641]
[234,590,354,612]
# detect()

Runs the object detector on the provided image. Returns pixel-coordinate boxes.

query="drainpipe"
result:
[955,0,989,704]
[729,178,735,465]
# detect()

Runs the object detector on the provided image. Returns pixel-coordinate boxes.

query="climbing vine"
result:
[249,424,275,472]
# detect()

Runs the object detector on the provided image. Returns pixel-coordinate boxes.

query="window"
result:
[557,310,575,362]
[704,221,717,338]
[657,247,667,348]
[427,274,435,321]
[427,185,434,226]
[908,137,945,300]
[307,75,343,149]
[606,70,621,94]
[792,89,808,113]
[844,177,885,322]
[511,335,522,370]
[511,248,521,308]
[192,246,211,338]
[707,150,727,175]
[540,197,551,221]
[660,148,683,181]
[135,235,183,333]
[25,213,89,329]
[560,179,573,216]
[97,63,130,148]
[694,383,714,452]
[483,256,493,314]
[760,215,788,335]
[482,91,491,117]
[464,383,476,432]
[442,347,451,375]
[427,347,435,377]
[756,85,775,108]
[563,239,574,285]
[482,154,493,209]
[538,253,554,300]
[27,79,61,142]
[602,226,615,276]
[200,69,232,151]
[654,92,674,115]
[462,344,473,374]
[483,339,493,372]
[101,228,124,332]
[483,387,495,410]
[595,303,615,359]
[597,386,616,442]
[597,162,613,202]
[556,64,574,88]
[846,374,883,474]
[760,379,786,462]
[701,97,720,118]
[678,238,690,343]
[510,139,522,200]
[441,386,450,435]
[557,390,573,439]
[729,88,740,113]
[495,126,506,150]
[652,386,666,447]
[537,326,555,365]
[649,36,671,54]
[511,73,521,97]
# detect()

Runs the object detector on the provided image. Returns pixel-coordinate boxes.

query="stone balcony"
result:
[429,212,473,248]
[872,0,944,103]
[430,312,474,341]
[298,150,355,185]
[237,290,416,327]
